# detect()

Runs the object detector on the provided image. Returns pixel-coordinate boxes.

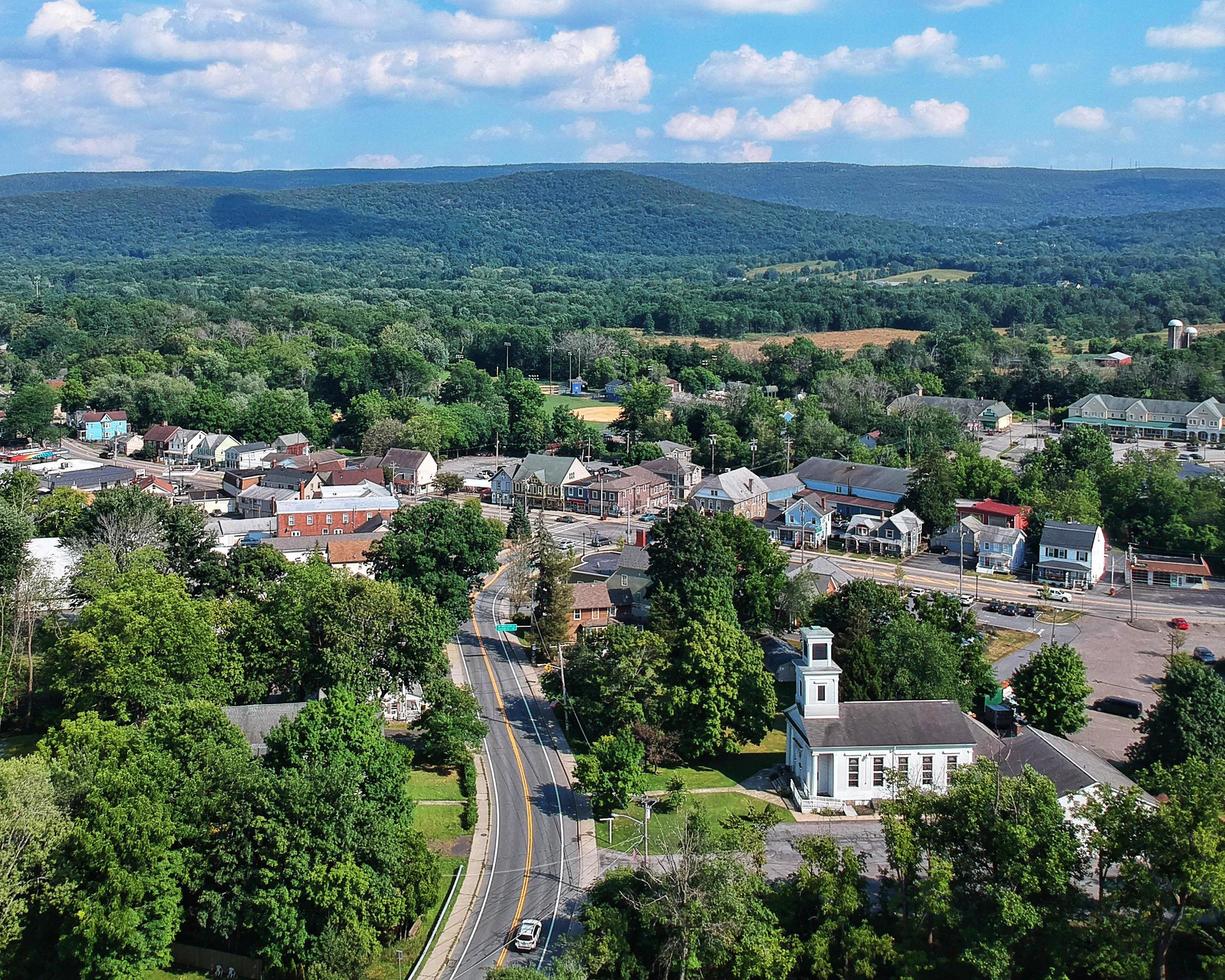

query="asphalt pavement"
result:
[445,574,586,979]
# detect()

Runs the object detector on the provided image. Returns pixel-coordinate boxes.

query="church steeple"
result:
[795,626,840,719]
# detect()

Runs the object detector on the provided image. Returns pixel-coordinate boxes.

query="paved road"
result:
[448,573,585,979]
[59,437,224,490]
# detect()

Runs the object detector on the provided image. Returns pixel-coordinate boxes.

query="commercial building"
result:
[1063,394,1225,443]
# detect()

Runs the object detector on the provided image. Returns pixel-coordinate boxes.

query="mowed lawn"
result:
[541,391,620,429]
[407,765,464,801]
[602,792,793,854]
[642,724,788,792]
[413,803,467,846]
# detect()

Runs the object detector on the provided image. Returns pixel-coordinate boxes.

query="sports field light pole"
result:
[749,439,758,470]
[708,434,717,473]
[504,341,511,375]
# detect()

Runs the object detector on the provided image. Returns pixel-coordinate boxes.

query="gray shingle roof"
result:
[984,727,1153,802]
[223,702,309,755]
[693,466,765,502]
[513,453,586,486]
[786,700,978,750]
[1040,521,1100,550]
[1068,394,1224,419]
[793,457,913,497]
[618,545,650,572]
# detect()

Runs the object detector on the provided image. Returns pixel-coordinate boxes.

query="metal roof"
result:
[794,457,913,497]
[1040,521,1100,550]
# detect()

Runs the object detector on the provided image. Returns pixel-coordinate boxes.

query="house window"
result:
[816,684,826,702]
[946,754,959,778]
[572,610,581,620]
[872,757,885,787]
[342,513,350,524]
[847,757,860,788]
[306,515,314,526]
[325,514,333,525]
[1076,550,1089,562]
[287,516,296,527]
[897,756,909,780]
[921,756,934,786]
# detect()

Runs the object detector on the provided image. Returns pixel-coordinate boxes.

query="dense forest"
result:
[5,162,1225,227]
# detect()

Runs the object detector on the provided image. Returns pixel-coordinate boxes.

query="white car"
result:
[1046,589,1072,603]
[513,918,543,952]
[959,594,975,607]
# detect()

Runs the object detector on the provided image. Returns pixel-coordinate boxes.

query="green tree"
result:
[372,499,503,622]
[660,613,775,758]
[902,450,959,533]
[533,514,576,650]
[500,369,548,453]
[1128,654,1225,771]
[575,727,646,819]
[1010,642,1091,735]
[34,713,183,979]
[0,755,70,960]
[238,388,319,444]
[1,383,59,442]
[435,471,464,495]
[251,691,438,976]
[614,379,670,439]
[647,507,737,630]
[882,761,1084,979]
[418,679,488,768]
[0,502,33,590]
[506,501,531,541]
[49,567,241,722]
[712,513,788,632]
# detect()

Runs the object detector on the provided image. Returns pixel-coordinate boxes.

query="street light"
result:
[749,439,758,470]
[708,434,717,473]
[504,341,512,375]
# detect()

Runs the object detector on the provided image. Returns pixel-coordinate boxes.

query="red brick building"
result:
[275,496,400,537]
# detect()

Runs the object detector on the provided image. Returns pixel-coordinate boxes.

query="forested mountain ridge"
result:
[0,170,990,272]
[4,161,1224,228]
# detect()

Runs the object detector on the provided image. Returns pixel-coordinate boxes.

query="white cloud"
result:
[1197,91,1225,114]
[1054,105,1109,131]
[252,127,295,142]
[665,106,740,141]
[28,0,96,40]
[1147,1,1225,49]
[1131,96,1187,121]
[53,131,149,169]
[469,121,534,140]
[719,140,773,162]
[668,94,968,143]
[926,0,999,10]
[692,0,820,11]
[634,126,654,139]
[583,141,643,162]
[543,55,651,112]
[1029,63,1052,80]
[695,29,1001,93]
[430,28,618,88]
[561,117,600,140]
[457,0,571,14]
[347,153,412,168]
[963,154,1010,167]
[1110,61,1199,85]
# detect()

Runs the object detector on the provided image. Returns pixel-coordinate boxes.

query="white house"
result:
[380,448,438,496]
[784,626,978,811]
[1036,521,1106,588]
[165,428,206,464]
[224,441,272,471]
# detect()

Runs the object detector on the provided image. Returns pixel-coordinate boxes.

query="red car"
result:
[1170,617,1191,631]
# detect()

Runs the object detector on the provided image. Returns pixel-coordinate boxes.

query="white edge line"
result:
[490,587,571,967]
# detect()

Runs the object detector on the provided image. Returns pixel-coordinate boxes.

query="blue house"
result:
[766,491,834,549]
[792,457,913,521]
[490,466,515,506]
[76,410,129,442]
[763,473,804,504]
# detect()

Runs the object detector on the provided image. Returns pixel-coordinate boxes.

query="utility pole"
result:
[1127,543,1136,624]
[783,435,793,472]
[557,644,569,733]
[958,528,965,596]
[1031,402,1036,444]
[708,434,717,473]
[1044,394,1052,429]
[504,341,511,375]
[749,439,758,470]
[494,429,501,492]
[547,345,555,386]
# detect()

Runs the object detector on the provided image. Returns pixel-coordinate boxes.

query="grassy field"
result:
[872,268,976,285]
[602,792,794,854]
[541,391,620,428]
[407,765,464,802]
[413,803,467,846]
[631,328,925,361]
[983,626,1037,664]
[746,259,839,278]
[642,719,788,792]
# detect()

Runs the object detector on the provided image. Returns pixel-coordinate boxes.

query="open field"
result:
[407,765,465,801]
[872,268,976,285]
[746,259,839,278]
[632,328,925,361]
[541,390,619,429]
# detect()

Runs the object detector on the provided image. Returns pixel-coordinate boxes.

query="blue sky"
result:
[0,0,1222,174]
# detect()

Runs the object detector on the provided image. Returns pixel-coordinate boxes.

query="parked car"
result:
[640,513,659,523]
[959,594,975,607]
[1002,603,1019,616]
[1193,646,1217,664]
[986,599,1002,613]
[1189,452,1205,461]
[1164,441,1178,449]
[513,919,543,952]
[590,534,615,547]
[928,543,948,555]
[1170,617,1191,631]
[1092,696,1143,719]
[1021,604,1038,617]
[1178,453,1191,460]
[239,531,267,547]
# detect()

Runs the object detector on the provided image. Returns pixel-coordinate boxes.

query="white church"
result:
[783,626,980,811]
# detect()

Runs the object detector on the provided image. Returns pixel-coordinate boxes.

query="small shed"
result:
[568,377,587,396]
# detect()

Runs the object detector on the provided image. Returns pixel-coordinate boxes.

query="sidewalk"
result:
[418,642,493,980]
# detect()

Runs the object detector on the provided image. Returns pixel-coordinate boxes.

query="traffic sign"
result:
[494,623,519,633]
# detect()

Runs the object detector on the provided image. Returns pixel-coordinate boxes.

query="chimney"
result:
[915,384,924,397]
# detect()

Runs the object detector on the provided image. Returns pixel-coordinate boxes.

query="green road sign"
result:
[494,623,519,633]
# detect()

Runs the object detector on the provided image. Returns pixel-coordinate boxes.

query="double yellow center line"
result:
[469,567,534,969]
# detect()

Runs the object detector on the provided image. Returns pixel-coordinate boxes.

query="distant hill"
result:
[0,169,987,271]
[3,162,1224,228]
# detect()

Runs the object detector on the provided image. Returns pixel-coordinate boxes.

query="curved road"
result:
[448,571,585,979]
